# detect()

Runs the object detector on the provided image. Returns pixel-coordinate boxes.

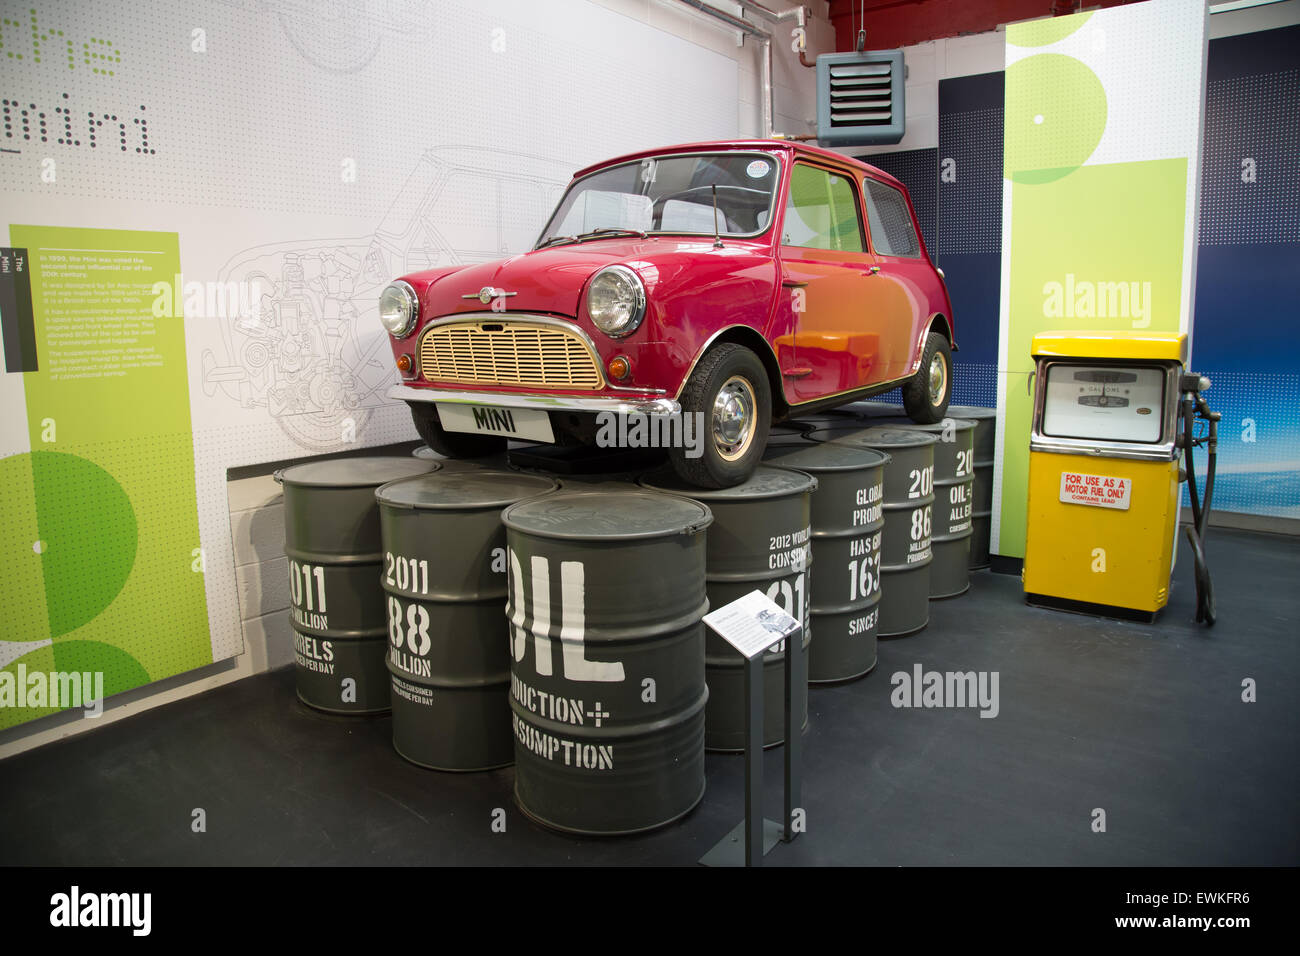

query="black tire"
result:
[902,330,952,424]
[669,343,771,489]
[409,403,507,458]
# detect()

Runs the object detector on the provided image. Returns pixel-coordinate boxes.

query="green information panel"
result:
[0,226,210,728]
[993,1,1206,558]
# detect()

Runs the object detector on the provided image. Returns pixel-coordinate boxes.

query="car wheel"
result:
[670,343,771,489]
[902,331,952,424]
[409,403,507,458]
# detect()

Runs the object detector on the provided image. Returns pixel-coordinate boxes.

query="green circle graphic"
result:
[52,639,152,693]
[33,450,138,637]
[1,641,149,720]
[1004,53,1107,185]
[0,450,139,639]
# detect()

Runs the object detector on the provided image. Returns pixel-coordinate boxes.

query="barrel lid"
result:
[553,477,645,492]
[810,425,939,449]
[763,441,890,473]
[788,410,861,429]
[946,405,997,421]
[502,489,712,540]
[867,415,977,434]
[764,428,814,450]
[843,401,903,418]
[639,464,816,501]
[769,422,811,438]
[277,456,436,488]
[376,469,557,509]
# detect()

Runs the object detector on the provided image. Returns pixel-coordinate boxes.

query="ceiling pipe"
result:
[735,0,808,26]
[676,0,769,36]
[735,0,817,67]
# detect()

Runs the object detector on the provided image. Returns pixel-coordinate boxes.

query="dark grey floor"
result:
[1,529,1295,866]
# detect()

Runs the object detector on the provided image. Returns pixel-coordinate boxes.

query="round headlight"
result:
[379,281,418,338]
[586,265,646,338]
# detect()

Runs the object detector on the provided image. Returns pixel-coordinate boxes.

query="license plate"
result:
[437,403,554,443]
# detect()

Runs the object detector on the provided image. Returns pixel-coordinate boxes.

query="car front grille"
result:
[419,320,603,390]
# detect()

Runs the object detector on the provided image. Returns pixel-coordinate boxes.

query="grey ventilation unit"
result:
[815,50,906,147]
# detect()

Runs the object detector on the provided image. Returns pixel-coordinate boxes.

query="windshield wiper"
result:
[536,227,648,250]
[581,227,648,240]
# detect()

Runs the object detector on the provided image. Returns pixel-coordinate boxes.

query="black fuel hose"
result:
[1182,393,1217,625]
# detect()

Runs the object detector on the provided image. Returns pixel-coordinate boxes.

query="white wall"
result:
[596,0,836,137]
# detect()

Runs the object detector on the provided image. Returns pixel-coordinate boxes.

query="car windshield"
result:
[536,152,780,247]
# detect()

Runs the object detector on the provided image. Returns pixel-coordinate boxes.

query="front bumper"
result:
[388,384,681,417]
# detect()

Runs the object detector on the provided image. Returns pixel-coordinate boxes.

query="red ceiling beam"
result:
[828,0,1143,51]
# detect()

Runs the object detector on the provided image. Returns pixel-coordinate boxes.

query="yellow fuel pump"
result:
[1023,331,1218,623]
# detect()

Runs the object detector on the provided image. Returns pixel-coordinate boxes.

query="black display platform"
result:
[0,528,1294,866]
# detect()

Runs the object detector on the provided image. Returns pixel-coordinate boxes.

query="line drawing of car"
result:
[201,146,574,448]
[215,0,439,74]
[381,139,958,487]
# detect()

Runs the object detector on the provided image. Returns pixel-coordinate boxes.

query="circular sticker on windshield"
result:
[746,159,771,179]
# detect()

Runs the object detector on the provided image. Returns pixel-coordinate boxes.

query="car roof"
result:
[570,139,906,190]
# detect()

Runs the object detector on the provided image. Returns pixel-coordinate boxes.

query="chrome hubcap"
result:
[713,376,757,462]
[928,352,947,407]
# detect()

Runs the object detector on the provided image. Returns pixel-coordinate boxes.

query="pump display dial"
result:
[1042,364,1165,443]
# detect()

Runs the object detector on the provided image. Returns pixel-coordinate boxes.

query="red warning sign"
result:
[1059,471,1131,510]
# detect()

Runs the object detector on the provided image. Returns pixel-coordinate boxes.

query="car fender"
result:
[906,312,955,376]
[673,324,784,409]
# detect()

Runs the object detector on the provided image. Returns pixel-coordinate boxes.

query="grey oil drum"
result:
[501,489,712,835]
[278,456,437,714]
[855,416,976,598]
[808,426,936,637]
[640,467,815,752]
[946,406,997,569]
[763,442,888,682]
[376,469,558,771]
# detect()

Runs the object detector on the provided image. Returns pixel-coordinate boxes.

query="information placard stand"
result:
[699,591,804,867]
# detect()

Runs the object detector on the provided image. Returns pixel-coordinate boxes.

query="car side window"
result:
[781,164,865,253]
[862,178,921,258]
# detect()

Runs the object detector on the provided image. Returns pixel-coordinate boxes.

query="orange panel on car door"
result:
[776,249,883,403]
[858,256,921,383]
[776,163,883,404]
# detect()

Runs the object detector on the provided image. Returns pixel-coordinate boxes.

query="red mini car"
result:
[382,140,955,487]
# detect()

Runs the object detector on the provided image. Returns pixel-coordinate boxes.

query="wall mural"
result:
[0,0,739,730]
[202,148,572,449]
